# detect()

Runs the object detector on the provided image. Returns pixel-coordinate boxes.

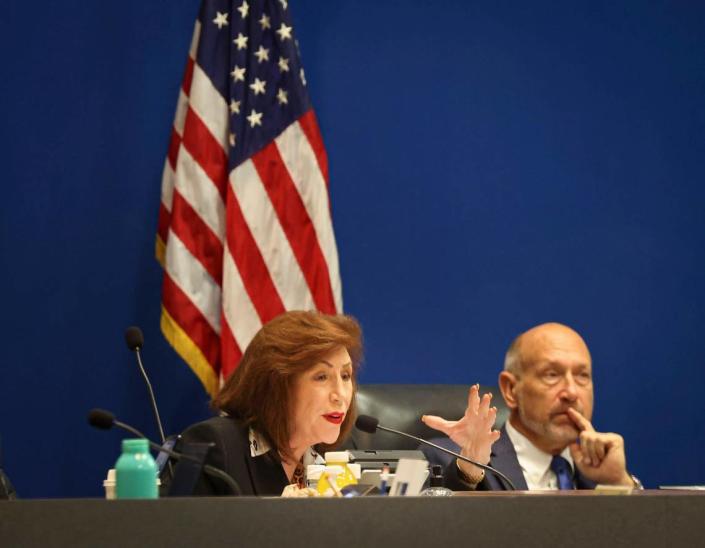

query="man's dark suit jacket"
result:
[170,416,290,496]
[420,426,597,491]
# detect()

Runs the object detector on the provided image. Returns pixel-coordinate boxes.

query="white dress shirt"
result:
[504,419,575,490]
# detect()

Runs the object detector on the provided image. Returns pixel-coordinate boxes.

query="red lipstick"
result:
[323,412,344,425]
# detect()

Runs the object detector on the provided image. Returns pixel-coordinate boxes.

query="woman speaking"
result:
[174,310,363,496]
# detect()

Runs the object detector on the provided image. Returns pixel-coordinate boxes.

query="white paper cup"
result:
[103,468,116,500]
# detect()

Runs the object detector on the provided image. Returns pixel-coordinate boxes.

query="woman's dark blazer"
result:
[170,416,290,496]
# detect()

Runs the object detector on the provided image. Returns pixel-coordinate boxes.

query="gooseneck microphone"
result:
[88,408,148,439]
[124,326,167,445]
[355,414,516,490]
[88,408,242,496]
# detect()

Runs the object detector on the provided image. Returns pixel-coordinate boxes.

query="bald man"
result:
[422,323,641,490]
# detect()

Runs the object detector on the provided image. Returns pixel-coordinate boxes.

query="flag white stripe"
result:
[229,159,316,310]
[160,161,175,213]
[189,21,201,58]
[222,245,262,351]
[164,231,222,334]
[275,122,343,311]
[174,144,225,242]
[189,63,229,150]
[173,89,189,137]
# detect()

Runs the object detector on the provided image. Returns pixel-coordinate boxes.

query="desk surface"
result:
[2,491,704,548]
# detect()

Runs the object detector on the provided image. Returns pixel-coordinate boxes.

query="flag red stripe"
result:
[182,57,195,96]
[167,128,182,171]
[297,110,329,186]
[157,203,171,246]
[161,272,220,369]
[251,143,337,313]
[181,107,228,201]
[169,190,224,284]
[219,314,243,381]
[225,183,286,321]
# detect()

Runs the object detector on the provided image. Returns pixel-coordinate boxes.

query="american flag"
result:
[156,0,342,396]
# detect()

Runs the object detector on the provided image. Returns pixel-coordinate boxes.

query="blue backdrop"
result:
[2,0,703,497]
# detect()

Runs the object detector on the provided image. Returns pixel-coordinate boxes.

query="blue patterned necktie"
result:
[550,455,574,490]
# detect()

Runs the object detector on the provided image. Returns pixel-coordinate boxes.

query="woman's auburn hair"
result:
[212,310,363,461]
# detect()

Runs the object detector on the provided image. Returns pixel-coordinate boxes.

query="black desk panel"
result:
[1,491,703,547]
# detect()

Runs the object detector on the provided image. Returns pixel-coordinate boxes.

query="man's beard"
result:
[517,405,580,448]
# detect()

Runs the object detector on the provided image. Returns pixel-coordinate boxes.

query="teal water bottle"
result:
[115,439,158,499]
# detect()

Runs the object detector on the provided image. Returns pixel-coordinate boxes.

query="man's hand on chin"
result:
[566,408,634,487]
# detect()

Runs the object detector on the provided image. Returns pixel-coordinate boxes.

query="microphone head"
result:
[88,408,116,430]
[124,326,144,351]
[355,415,379,434]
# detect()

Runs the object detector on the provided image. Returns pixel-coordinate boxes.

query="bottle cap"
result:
[121,439,149,453]
[324,451,350,463]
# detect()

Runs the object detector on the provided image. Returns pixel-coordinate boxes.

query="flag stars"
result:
[254,46,270,63]
[259,14,271,30]
[229,133,237,147]
[279,0,288,9]
[233,33,248,50]
[276,88,288,105]
[231,65,246,82]
[278,56,290,72]
[249,78,266,95]
[213,11,229,29]
[247,109,263,127]
[237,1,249,18]
[229,99,241,114]
[276,23,293,41]
[300,68,306,85]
